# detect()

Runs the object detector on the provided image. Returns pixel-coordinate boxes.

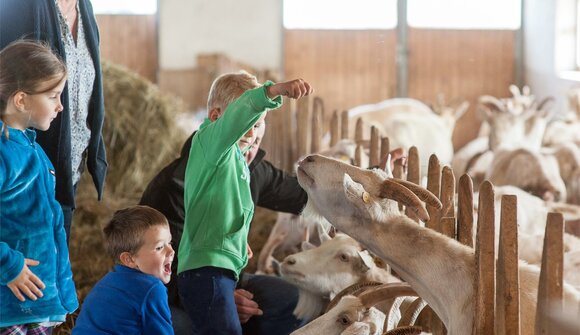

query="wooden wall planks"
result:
[283,28,516,151]
[96,15,158,83]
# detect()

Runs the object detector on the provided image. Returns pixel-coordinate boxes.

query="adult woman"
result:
[0,0,107,238]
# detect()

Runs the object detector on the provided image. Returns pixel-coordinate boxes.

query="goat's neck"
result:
[294,289,327,322]
[525,118,547,150]
[338,215,476,333]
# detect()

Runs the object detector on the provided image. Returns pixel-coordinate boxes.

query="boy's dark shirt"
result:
[139,133,307,305]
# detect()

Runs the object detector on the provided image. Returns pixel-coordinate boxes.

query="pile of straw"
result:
[99,61,188,199]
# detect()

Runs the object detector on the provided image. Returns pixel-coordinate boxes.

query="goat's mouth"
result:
[280,268,306,281]
[297,166,315,188]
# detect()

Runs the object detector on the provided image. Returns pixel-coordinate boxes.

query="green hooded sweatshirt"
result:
[178,82,282,279]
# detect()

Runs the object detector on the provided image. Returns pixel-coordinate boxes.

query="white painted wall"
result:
[524,0,579,115]
[159,0,283,71]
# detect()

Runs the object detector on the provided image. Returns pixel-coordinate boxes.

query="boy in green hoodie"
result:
[177,71,313,335]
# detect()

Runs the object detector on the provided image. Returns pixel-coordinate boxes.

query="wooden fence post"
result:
[535,212,564,335]
[473,181,496,335]
[425,154,441,231]
[330,110,339,147]
[341,110,349,140]
[497,195,520,335]
[369,126,380,167]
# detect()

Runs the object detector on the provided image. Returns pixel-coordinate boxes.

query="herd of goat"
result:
[256,85,580,334]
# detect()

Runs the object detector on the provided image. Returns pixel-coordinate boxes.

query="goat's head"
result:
[478,95,531,151]
[290,283,417,335]
[431,94,470,131]
[296,155,441,232]
[280,233,391,298]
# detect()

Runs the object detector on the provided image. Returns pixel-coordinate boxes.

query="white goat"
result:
[280,233,399,320]
[485,148,567,202]
[470,186,580,268]
[452,91,553,184]
[347,98,468,173]
[295,154,580,335]
[291,283,416,335]
[543,87,580,146]
[542,143,580,205]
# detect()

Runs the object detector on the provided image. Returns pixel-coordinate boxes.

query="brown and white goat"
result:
[296,154,580,335]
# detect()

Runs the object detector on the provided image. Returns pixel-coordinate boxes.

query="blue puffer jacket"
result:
[0,123,78,327]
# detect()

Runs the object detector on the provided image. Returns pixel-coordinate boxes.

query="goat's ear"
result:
[271,259,282,276]
[343,174,375,220]
[454,101,470,120]
[356,250,373,274]
[301,241,316,251]
[316,221,333,243]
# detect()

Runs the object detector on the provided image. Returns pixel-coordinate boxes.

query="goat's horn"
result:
[478,95,505,113]
[390,179,442,209]
[379,180,430,221]
[509,84,521,97]
[358,282,417,308]
[397,297,428,327]
[537,96,555,111]
[385,326,423,335]
[326,281,383,313]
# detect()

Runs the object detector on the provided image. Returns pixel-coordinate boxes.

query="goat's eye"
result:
[338,315,350,325]
[339,254,349,262]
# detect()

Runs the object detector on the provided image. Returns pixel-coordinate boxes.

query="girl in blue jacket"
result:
[0,40,78,334]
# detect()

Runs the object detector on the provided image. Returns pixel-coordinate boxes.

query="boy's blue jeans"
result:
[178,267,241,335]
[175,269,305,335]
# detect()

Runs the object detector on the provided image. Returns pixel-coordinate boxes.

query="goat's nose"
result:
[284,257,296,265]
[305,156,315,163]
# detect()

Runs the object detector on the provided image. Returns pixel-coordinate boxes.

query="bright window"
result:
[91,0,157,15]
[283,0,397,30]
[408,0,521,30]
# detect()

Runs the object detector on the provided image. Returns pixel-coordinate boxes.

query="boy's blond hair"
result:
[206,70,260,114]
[103,205,169,263]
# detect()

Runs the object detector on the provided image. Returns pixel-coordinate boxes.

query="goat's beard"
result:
[301,200,327,223]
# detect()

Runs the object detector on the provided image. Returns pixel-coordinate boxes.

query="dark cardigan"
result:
[0,0,107,207]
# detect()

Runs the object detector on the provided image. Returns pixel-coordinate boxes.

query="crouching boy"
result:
[73,205,175,335]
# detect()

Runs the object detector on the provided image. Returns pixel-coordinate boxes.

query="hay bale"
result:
[101,61,188,199]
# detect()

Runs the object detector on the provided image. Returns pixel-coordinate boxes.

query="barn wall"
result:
[158,0,282,71]
[408,28,516,149]
[284,29,397,116]
[96,15,158,82]
[282,28,516,153]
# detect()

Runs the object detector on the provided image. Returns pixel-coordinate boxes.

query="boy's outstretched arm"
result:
[266,79,314,100]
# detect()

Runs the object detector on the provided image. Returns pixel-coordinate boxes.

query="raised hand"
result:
[267,79,314,99]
